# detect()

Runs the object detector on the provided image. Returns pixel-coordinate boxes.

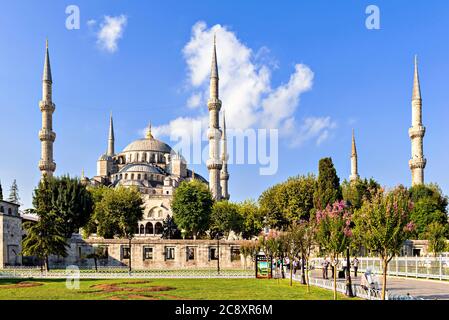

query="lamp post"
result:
[345,246,354,297]
[215,232,222,275]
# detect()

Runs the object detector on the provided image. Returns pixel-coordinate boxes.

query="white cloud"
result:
[96,15,127,53]
[87,19,97,28]
[289,117,337,147]
[152,21,335,147]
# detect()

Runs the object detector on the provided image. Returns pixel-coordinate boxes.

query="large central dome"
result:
[122,126,173,153]
[123,137,172,153]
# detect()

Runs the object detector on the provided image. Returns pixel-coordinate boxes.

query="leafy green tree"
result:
[51,175,93,238]
[86,186,144,271]
[408,184,449,239]
[342,178,381,210]
[0,179,3,200]
[210,201,243,238]
[240,241,260,270]
[238,200,264,239]
[161,215,181,239]
[277,175,316,224]
[424,222,448,257]
[314,158,342,210]
[259,183,286,229]
[315,200,353,300]
[353,186,414,300]
[7,179,21,205]
[289,220,316,292]
[172,180,213,239]
[22,178,68,271]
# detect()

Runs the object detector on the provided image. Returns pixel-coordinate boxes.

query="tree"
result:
[22,177,68,271]
[342,178,381,210]
[279,231,298,286]
[210,201,243,239]
[7,179,21,205]
[353,186,415,300]
[290,220,316,292]
[86,186,144,272]
[86,246,108,271]
[0,179,3,200]
[172,180,213,239]
[161,215,181,239]
[240,241,260,270]
[50,175,93,238]
[408,184,449,239]
[315,200,353,300]
[239,200,264,239]
[259,183,287,229]
[424,222,448,257]
[314,158,342,210]
[277,175,316,225]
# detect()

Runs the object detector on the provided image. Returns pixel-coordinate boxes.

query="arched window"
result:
[139,225,144,235]
[137,174,141,180]
[131,174,134,180]
[155,222,163,235]
[145,222,154,235]
[8,208,12,215]
[0,206,4,213]
[158,210,163,218]
[120,174,123,179]
[144,174,148,180]
[125,174,128,179]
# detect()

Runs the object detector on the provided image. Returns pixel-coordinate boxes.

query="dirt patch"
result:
[90,281,175,295]
[0,281,43,289]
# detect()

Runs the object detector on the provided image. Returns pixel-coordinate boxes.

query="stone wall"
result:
[49,237,252,269]
[0,201,22,267]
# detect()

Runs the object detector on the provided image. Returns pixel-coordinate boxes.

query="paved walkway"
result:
[309,269,449,300]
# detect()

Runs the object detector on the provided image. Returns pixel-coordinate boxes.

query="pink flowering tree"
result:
[315,200,353,300]
[353,186,415,300]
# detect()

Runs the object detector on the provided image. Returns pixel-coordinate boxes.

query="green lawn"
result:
[0,278,355,300]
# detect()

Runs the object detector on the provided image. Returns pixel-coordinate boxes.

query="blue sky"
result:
[1,1,449,209]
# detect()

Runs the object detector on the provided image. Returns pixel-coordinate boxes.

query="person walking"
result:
[321,258,329,279]
[352,257,359,277]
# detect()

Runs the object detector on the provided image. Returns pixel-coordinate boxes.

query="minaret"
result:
[409,55,426,186]
[220,111,230,200]
[349,130,359,183]
[206,35,222,200]
[38,40,56,178]
[107,113,115,156]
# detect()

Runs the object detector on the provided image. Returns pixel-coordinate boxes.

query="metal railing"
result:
[311,256,449,281]
[0,266,254,279]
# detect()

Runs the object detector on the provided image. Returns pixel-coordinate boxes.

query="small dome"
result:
[98,154,112,161]
[122,137,172,153]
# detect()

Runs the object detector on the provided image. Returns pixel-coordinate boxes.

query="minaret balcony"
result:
[39,100,56,112]
[207,98,222,111]
[408,126,425,139]
[39,129,56,142]
[409,158,427,169]
[207,159,222,170]
[39,160,56,172]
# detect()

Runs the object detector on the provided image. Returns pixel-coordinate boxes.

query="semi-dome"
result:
[118,163,165,174]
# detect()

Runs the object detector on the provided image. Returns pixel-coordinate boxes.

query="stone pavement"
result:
[309,269,449,300]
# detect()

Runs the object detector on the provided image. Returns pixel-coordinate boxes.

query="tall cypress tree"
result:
[7,179,21,205]
[0,179,3,200]
[314,157,342,210]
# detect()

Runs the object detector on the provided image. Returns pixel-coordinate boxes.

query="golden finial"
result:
[46,38,49,49]
[146,121,154,139]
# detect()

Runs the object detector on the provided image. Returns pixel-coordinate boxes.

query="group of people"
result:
[321,257,359,279]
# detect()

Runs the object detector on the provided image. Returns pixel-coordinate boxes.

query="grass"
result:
[0,278,356,300]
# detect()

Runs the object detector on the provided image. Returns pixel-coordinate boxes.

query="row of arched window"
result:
[115,153,170,165]
[114,173,164,182]
[138,222,163,236]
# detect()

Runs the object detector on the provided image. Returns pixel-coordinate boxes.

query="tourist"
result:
[342,258,348,275]
[352,257,359,277]
[321,258,329,279]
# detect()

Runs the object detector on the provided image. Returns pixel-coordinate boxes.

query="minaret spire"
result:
[38,39,56,178]
[220,111,230,200]
[107,112,115,156]
[349,129,359,182]
[206,35,223,200]
[409,55,426,186]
